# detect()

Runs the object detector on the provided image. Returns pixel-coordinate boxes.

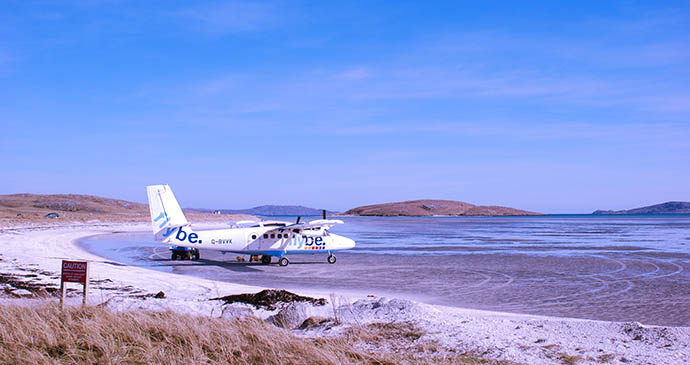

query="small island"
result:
[593,201,690,215]
[343,199,541,216]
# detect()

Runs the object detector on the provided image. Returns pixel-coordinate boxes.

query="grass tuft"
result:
[0,303,502,364]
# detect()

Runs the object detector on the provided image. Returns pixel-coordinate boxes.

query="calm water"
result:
[80,215,690,326]
[329,215,690,255]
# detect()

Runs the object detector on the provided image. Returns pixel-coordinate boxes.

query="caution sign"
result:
[61,260,88,283]
[60,260,89,309]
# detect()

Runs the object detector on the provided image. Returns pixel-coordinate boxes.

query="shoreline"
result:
[1,220,689,364]
[74,231,576,323]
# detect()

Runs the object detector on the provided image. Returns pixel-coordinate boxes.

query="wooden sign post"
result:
[60,260,88,310]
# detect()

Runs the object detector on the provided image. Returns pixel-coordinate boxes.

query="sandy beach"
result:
[1,220,689,364]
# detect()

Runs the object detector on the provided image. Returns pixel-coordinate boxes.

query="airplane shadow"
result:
[192,258,265,272]
[147,257,265,273]
[148,256,329,272]
[276,261,328,265]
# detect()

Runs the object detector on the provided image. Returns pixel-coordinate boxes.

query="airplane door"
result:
[248,232,261,250]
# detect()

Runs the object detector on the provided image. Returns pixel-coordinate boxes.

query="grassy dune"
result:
[0,193,255,225]
[0,303,489,364]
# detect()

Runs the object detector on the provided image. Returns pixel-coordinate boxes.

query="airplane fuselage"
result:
[163,226,355,257]
[146,184,355,265]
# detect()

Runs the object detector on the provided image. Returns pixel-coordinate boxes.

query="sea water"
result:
[330,215,690,255]
[79,215,690,326]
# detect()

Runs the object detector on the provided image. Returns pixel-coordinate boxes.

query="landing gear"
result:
[327,254,336,264]
[278,257,289,267]
[170,247,199,261]
[261,255,272,264]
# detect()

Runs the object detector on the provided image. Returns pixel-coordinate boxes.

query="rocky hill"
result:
[0,193,254,223]
[593,201,690,215]
[343,200,541,216]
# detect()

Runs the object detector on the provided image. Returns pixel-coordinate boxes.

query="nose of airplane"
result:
[332,234,356,250]
[343,237,356,249]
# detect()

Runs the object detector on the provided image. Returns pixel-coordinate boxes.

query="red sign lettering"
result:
[61,260,88,284]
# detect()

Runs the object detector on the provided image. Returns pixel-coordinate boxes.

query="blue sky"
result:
[1,1,689,213]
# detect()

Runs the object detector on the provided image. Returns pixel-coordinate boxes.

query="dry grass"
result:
[557,353,583,365]
[595,353,615,363]
[0,303,365,364]
[340,322,505,364]
[0,303,497,365]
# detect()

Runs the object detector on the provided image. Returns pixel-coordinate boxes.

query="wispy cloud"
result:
[175,1,281,33]
[332,121,690,145]
[195,75,241,95]
[132,9,690,140]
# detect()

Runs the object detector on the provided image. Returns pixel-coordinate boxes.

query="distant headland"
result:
[593,201,690,215]
[342,199,541,216]
[189,205,338,216]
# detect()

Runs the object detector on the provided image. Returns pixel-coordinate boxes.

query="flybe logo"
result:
[153,212,170,228]
[154,212,180,239]
[162,227,177,238]
[175,228,202,244]
[288,235,325,250]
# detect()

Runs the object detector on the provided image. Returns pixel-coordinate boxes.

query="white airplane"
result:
[146,184,356,266]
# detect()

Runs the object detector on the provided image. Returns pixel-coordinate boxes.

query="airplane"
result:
[146,184,356,267]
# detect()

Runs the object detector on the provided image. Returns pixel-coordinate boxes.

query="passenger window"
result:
[277,234,282,239]
[263,234,268,239]
[271,234,275,239]
[251,235,257,240]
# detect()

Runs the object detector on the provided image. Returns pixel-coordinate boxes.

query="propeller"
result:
[322,209,326,220]
[296,216,301,224]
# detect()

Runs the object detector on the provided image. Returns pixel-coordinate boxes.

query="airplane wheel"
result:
[184,252,192,260]
[327,255,336,264]
[193,250,200,260]
[279,257,289,267]
[261,255,271,264]
[171,253,178,260]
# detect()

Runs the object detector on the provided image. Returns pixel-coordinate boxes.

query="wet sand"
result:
[80,232,690,326]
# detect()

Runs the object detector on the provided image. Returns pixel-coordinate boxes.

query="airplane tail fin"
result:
[146,184,189,241]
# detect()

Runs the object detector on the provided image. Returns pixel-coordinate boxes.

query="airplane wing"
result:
[281,222,306,229]
[262,219,344,233]
[306,219,344,230]
[273,219,343,229]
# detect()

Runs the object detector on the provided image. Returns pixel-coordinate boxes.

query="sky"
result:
[1,1,689,213]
